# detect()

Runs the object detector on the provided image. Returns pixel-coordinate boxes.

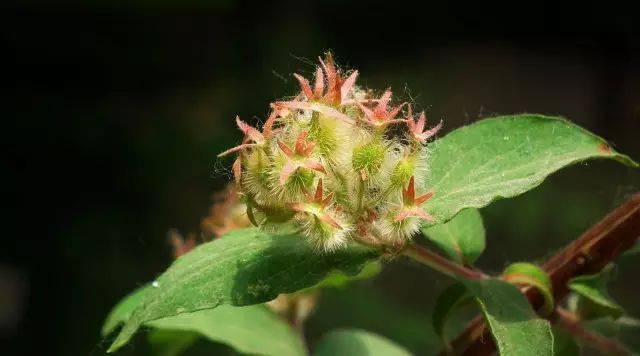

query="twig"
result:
[555,307,631,355]
[446,193,640,355]
[403,243,488,280]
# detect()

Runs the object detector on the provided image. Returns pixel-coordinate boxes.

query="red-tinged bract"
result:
[219,53,442,251]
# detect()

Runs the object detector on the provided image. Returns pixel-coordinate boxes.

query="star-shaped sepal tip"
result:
[288,179,342,229]
[273,101,354,125]
[394,176,435,222]
[405,108,443,144]
[275,54,358,126]
[356,89,407,129]
[218,113,279,158]
[293,53,359,107]
[218,112,279,186]
[277,131,326,185]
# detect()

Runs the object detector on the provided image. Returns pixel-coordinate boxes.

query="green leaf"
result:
[108,228,378,353]
[569,265,624,319]
[147,329,199,356]
[462,278,554,356]
[311,286,439,354]
[147,305,306,356]
[503,262,554,315]
[422,115,637,225]
[619,242,640,268]
[102,285,150,336]
[552,327,580,356]
[584,316,640,353]
[102,285,305,356]
[421,208,485,264]
[314,329,411,356]
[431,283,473,348]
[624,242,640,257]
[313,260,381,289]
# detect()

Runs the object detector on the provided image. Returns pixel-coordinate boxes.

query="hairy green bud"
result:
[219,53,443,251]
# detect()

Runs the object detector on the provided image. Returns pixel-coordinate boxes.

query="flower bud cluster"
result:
[219,54,442,251]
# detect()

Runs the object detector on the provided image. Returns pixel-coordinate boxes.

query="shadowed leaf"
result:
[421,208,485,264]
[432,283,473,349]
[462,278,554,356]
[147,305,305,356]
[314,329,411,356]
[147,329,199,356]
[552,327,580,356]
[569,265,624,319]
[103,286,305,356]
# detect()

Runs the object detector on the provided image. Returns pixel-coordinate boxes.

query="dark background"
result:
[3,1,640,355]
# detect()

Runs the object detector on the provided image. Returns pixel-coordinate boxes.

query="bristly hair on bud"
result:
[218,52,443,252]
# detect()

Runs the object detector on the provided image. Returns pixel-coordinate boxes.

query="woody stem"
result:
[446,192,640,355]
[403,243,487,280]
[555,307,630,355]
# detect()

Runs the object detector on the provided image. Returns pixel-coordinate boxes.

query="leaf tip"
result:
[106,326,136,354]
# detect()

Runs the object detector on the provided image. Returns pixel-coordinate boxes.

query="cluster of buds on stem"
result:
[219,53,442,251]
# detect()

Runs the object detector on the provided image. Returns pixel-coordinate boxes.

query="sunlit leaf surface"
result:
[107,228,378,352]
[423,115,637,225]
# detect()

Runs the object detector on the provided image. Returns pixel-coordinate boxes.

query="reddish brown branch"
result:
[446,193,640,355]
[555,307,631,355]
[404,243,488,280]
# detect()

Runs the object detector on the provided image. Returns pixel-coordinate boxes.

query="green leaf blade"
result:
[102,285,305,356]
[421,208,485,264]
[108,228,378,352]
[552,327,580,356]
[423,115,637,225]
[147,329,199,356]
[432,283,472,347]
[147,305,306,356]
[313,260,381,289]
[314,329,411,356]
[568,265,624,319]
[102,285,150,337]
[462,278,554,356]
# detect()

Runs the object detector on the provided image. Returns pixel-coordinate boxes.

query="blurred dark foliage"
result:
[3,0,639,355]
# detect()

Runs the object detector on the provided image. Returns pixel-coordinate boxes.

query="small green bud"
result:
[243,148,272,199]
[352,141,386,180]
[309,114,340,158]
[391,156,416,187]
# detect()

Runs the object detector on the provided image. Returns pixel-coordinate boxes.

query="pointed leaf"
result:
[569,265,624,319]
[102,285,150,336]
[104,288,305,356]
[421,208,485,264]
[422,115,637,225]
[623,242,640,257]
[314,329,411,356]
[147,305,306,356]
[462,278,554,356]
[107,228,378,352]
